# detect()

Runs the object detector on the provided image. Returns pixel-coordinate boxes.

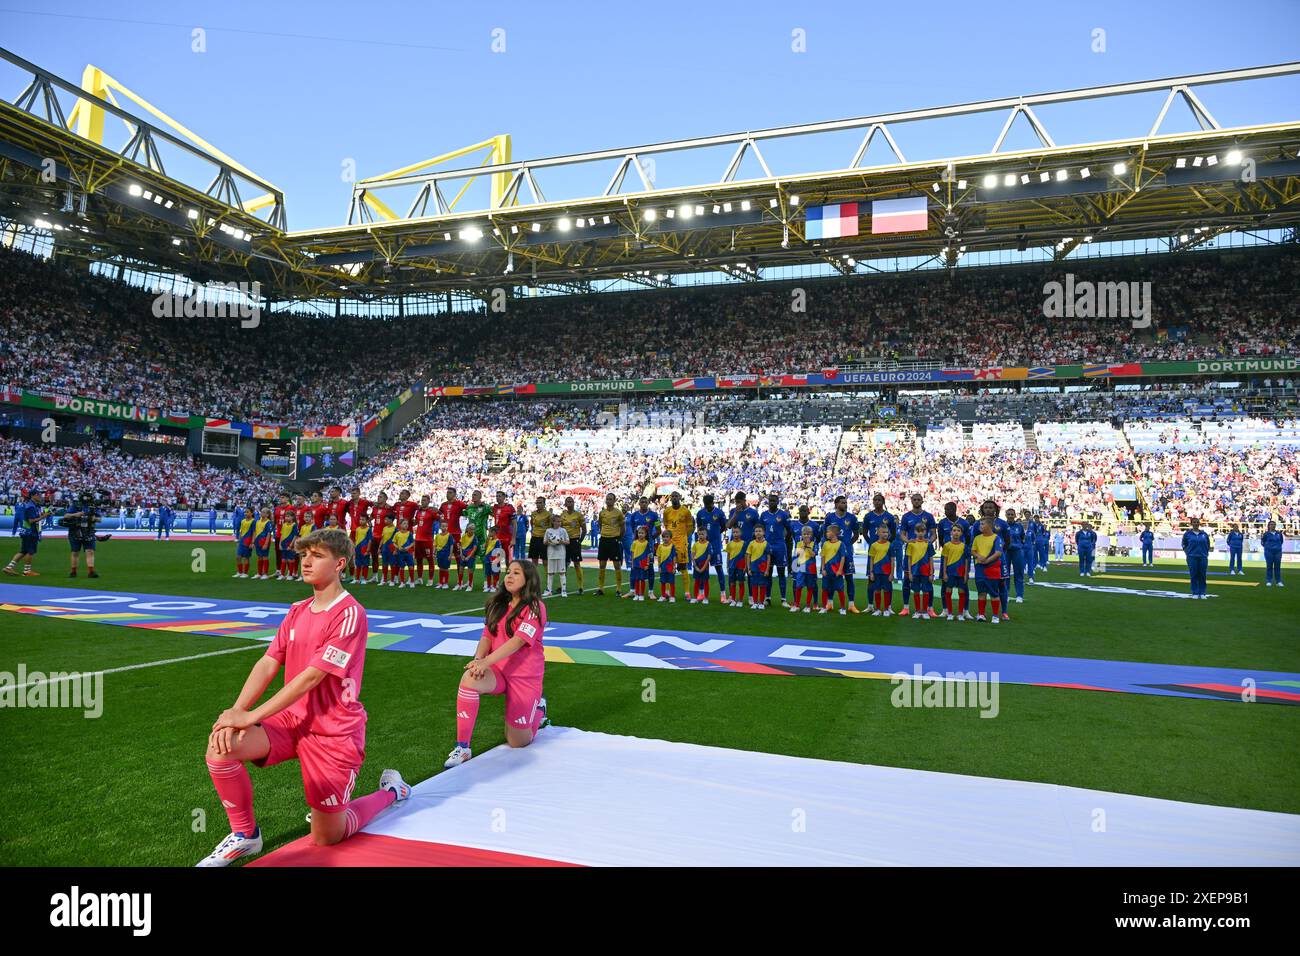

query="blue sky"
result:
[3,0,1299,229]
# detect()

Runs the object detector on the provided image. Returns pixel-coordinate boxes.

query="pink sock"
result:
[207,758,256,834]
[456,687,481,744]
[343,789,397,838]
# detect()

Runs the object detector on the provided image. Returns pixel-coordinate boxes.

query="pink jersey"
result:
[266,591,368,738]
[487,600,546,683]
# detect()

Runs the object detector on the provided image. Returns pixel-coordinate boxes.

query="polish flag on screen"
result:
[804,203,858,240]
[871,196,929,234]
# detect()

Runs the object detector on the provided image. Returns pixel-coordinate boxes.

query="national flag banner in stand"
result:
[1,386,22,404]
[252,424,278,439]
[1083,362,1144,378]
[804,203,859,240]
[871,196,929,234]
[1027,367,1055,379]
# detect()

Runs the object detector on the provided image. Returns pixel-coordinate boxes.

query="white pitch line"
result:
[445,605,486,616]
[0,644,263,694]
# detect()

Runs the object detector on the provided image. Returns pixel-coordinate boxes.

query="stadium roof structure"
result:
[2,46,1299,303]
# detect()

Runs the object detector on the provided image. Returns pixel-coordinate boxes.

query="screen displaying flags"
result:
[804,203,858,240]
[871,196,929,234]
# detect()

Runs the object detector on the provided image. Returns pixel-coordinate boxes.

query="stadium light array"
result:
[531,222,541,232]
[957,179,967,190]
[127,183,143,197]
[1205,154,1218,166]
[1226,149,1242,165]
[1003,174,1016,187]
[643,209,656,222]
[1113,162,1127,176]
[740,200,751,211]
[982,174,998,188]
[557,218,571,231]
[1079,167,1091,178]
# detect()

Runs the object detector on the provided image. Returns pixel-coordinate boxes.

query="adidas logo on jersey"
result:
[457,710,470,719]
[320,794,340,807]
[513,715,529,725]
[221,799,236,809]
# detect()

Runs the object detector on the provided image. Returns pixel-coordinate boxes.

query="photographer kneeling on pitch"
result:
[61,490,112,578]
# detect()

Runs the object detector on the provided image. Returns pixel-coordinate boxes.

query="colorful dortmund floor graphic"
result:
[1,583,1296,705]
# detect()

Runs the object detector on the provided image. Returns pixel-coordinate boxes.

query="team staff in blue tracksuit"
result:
[1261,521,1285,587]
[1140,523,1155,566]
[1075,521,1097,576]
[1035,516,1051,571]
[1005,508,1029,603]
[1181,517,1211,599]
[1225,524,1244,576]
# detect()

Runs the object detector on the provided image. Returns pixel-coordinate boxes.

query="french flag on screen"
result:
[871,196,929,234]
[804,202,858,240]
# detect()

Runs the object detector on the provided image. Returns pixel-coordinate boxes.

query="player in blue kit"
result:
[695,494,729,603]
[626,497,659,592]
[863,493,898,612]
[1181,517,1211,599]
[979,500,1013,620]
[822,495,861,613]
[1140,523,1155,567]
[788,504,822,610]
[937,502,971,578]
[759,494,792,607]
[727,492,759,544]
[1225,524,1244,576]
[1005,508,1029,605]
[898,494,938,618]
[1075,521,1098,576]
[1261,521,1284,587]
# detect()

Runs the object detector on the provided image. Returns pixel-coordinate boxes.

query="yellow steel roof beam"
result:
[66,63,280,193]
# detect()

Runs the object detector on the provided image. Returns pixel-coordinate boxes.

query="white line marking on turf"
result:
[0,645,263,693]
[445,606,485,616]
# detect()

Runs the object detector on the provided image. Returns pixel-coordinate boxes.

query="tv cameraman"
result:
[63,490,109,578]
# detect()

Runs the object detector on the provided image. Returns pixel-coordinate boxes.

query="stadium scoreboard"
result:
[298,436,358,480]
[255,438,298,479]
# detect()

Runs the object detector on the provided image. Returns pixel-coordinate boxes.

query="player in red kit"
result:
[197,527,412,866]
[327,487,348,530]
[369,492,392,548]
[439,486,468,587]
[393,489,419,529]
[413,494,437,586]
[272,493,293,580]
[310,491,329,530]
[492,491,516,565]
[345,486,369,533]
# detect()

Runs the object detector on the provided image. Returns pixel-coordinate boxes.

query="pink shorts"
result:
[254,710,365,813]
[487,666,545,732]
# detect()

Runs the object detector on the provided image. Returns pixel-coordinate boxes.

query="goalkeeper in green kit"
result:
[464,491,495,593]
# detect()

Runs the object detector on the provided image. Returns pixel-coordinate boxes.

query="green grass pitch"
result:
[0,539,1296,865]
